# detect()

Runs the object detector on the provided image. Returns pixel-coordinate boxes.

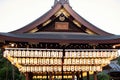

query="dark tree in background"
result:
[117,56,120,65]
[0,50,25,80]
[97,72,110,80]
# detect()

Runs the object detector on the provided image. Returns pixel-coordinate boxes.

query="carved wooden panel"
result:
[55,22,69,30]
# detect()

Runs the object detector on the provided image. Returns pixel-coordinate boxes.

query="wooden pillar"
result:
[62,48,65,80]
[72,72,75,80]
[94,72,97,80]
[80,71,83,80]
[87,71,90,80]
[76,72,80,80]
[25,72,33,80]
[26,73,29,80]
[49,72,53,80]
[61,63,64,80]
[46,72,49,80]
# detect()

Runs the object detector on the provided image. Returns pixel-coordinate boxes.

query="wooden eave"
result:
[0,32,120,44]
[10,2,112,36]
[1,1,120,47]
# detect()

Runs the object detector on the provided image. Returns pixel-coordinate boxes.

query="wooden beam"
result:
[46,72,49,80]
[94,72,97,80]
[72,72,75,80]
[87,71,90,80]
[80,71,83,80]
[25,73,29,80]
[25,72,33,80]
[49,72,53,80]
[113,43,120,48]
[76,72,80,80]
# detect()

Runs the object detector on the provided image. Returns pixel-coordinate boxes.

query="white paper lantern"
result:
[22,58,26,64]
[13,50,17,57]
[51,51,54,57]
[13,58,17,64]
[39,66,42,72]
[26,58,29,64]
[70,66,74,71]
[34,66,38,72]
[93,51,96,57]
[17,58,22,64]
[73,51,76,57]
[54,59,58,64]
[63,66,66,71]
[49,66,53,72]
[64,59,67,64]
[30,58,34,64]
[66,66,70,71]
[89,51,92,57]
[81,51,84,57]
[34,58,38,64]
[46,66,48,72]
[17,50,21,57]
[72,59,76,64]
[27,66,30,72]
[58,66,61,72]
[54,66,58,71]
[22,51,26,57]
[85,51,89,57]
[26,51,29,57]
[57,59,62,64]
[79,59,82,64]
[30,51,34,57]
[65,51,68,57]
[46,59,49,64]
[58,51,62,57]
[75,66,79,71]
[30,66,34,72]
[9,50,14,56]
[43,51,47,57]
[34,51,38,57]
[50,59,54,64]
[38,51,42,57]
[46,51,50,57]
[54,51,58,57]
[3,50,8,57]
[87,59,90,64]
[76,59,79,64]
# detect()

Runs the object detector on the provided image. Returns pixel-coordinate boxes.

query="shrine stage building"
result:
[0,0,120,80]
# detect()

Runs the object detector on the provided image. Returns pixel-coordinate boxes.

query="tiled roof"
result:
[0,32,120,44]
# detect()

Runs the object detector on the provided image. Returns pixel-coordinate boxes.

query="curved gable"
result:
[11,0,113,36]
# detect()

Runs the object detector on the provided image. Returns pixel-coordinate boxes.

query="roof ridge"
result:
[54,0,69,5]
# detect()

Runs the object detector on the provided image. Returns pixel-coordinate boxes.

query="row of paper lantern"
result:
[20,66,62,72]
[33,76,48,79]
[64,58,110,65]
[63,66,102,72]
[65,51,118,58]
[20,66,102,72]
[14,58,62,65]
[13,58,110,65]
[4,49,118,58]
[33,76,72,79]
[4,50,63,58]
